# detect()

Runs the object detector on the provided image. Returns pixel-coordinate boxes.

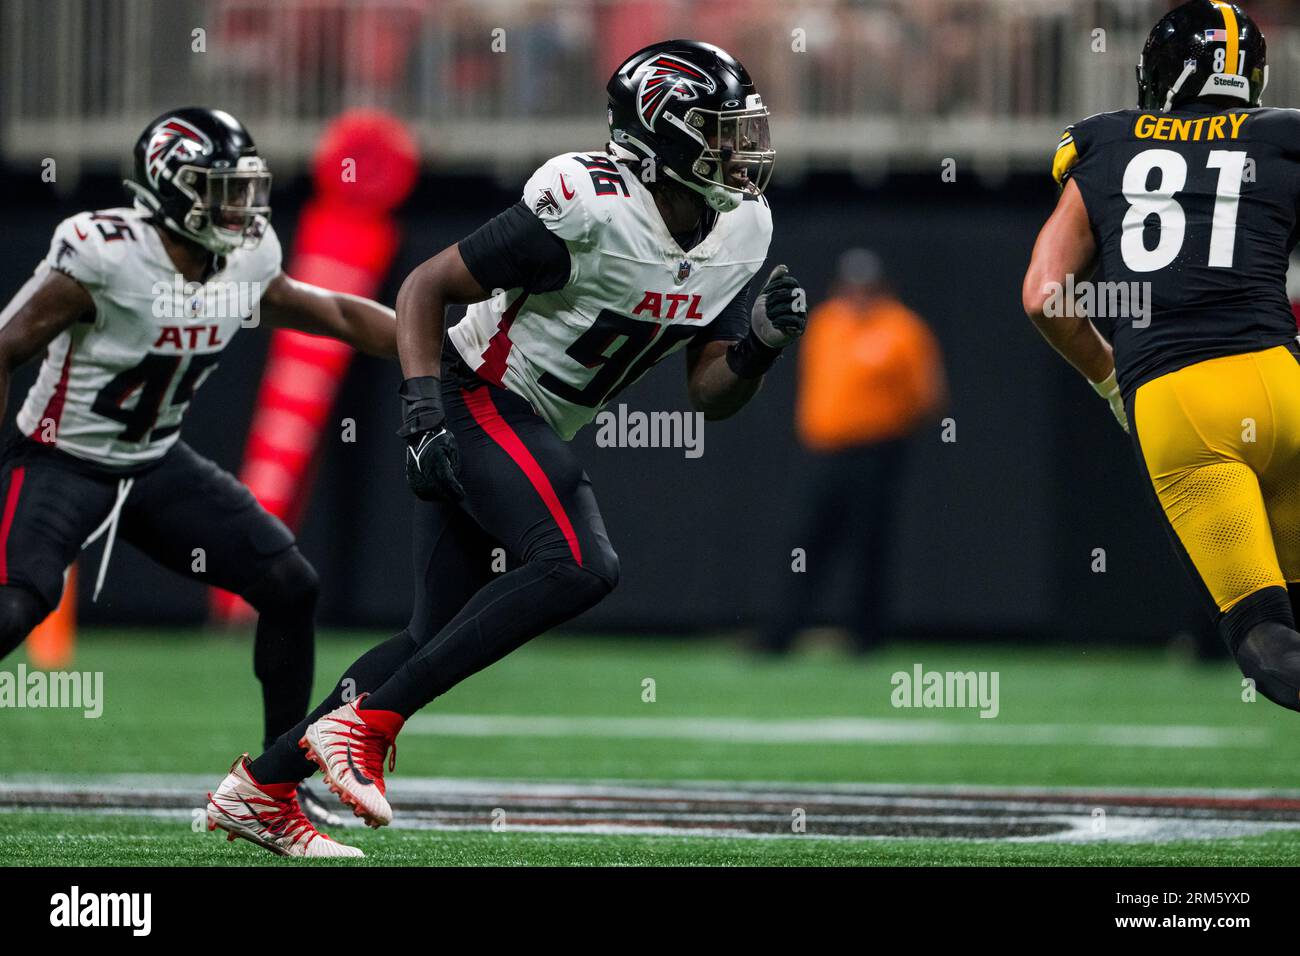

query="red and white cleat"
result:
[206,755,364,858]
[300,697,404,828]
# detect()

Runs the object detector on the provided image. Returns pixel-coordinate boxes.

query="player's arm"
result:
[393,236,506,502]
[1022,179,1126,430]
[396,201,572,501]
[395,244,489,379]
[0,271,93,423]
[686,265,808,420]
[258,273,398,359]
[687,340,761,420]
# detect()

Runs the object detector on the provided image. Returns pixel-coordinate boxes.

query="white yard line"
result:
[403,713,1271,749]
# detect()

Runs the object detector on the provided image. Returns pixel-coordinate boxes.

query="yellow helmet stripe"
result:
[1213,1,1240,75]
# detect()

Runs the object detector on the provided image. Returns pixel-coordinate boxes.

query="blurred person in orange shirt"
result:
[758,248,945,655]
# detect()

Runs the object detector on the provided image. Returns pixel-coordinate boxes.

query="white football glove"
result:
[1090,370,1129,433]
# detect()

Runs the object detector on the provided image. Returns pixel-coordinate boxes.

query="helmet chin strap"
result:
[610,133,742,212]
[1162,61,1199,112]
[607,140,640,164]
[123,179,166,223]
[663,167,740,212]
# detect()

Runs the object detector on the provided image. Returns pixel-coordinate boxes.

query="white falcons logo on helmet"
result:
[635,55,718,131]
[145,118,213,189]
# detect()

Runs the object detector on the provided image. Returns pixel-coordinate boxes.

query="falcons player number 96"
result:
[204,40,808,857]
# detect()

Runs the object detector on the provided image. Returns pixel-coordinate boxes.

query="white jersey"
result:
[447,151,772,439]
[6,207,281,468]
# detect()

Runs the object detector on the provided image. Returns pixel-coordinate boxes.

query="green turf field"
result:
[3,630,1300,865]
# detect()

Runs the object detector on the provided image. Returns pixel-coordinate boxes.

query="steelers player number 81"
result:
[1121,148,1249,273]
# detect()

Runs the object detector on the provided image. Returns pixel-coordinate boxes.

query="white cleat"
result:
[298,782,349,829]
[207,755,364,858]
[300,697,403,829]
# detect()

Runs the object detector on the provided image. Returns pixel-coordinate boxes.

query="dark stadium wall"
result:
[0,172,1211,645]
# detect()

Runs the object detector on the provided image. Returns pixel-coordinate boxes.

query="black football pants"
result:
[250,353,619,785]
[0,429,318,750]
[760,439,906,654]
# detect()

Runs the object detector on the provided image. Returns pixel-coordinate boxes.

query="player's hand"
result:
[1090,370,1129,433]
[750,264,807,349]
[397,377,465,502]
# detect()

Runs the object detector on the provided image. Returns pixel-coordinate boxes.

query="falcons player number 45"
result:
[0,105,400,854]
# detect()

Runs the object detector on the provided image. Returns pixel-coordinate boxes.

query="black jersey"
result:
[1055,104,1300,396]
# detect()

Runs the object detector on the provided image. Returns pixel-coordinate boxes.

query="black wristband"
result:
[725,330,782,379]
[397,376,445,438]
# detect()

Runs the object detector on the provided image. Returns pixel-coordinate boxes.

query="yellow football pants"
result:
[1134,344,1300,614]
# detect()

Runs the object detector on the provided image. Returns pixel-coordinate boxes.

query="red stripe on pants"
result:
[0,467,26,584]
[461,387,583,566]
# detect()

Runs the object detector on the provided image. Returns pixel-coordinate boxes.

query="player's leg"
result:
[300,380,618,825]
[757,449,852,654]
[246,497,497,786]
[210,499,494,852]
[1248,346,1300,711]
[846,439,907,653]
[0,586,47,659]
[362,381,618,716]
[119,443,320,746]
[0,434,117,659]
[1132,352,1300,712]
[1260,348,1300,601]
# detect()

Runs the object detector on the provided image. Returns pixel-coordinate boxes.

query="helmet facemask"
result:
[172,156,272,254]
[676,104,774,211]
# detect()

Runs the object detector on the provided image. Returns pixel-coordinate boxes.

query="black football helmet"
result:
[125,107,271,254]
[607,39,773,212]
[1137,1,1267,112]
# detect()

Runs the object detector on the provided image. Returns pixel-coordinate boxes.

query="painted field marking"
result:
[5,776,1300,845]
[404,713,1270,749]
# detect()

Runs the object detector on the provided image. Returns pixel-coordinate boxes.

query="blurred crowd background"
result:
[2,0,1296,651]
[8,0,1300,178]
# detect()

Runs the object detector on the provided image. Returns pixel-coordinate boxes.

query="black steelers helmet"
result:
[607,39,773,212]
[1138,1,1267,112]
[125,107,271,255]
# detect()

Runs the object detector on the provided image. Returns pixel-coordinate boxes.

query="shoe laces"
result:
[349,718,397,782]
[254,792,318,849]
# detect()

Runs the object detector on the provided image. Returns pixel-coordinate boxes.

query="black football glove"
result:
[397,376,465,503]
[726,264,808,379]
[749,264,807,348]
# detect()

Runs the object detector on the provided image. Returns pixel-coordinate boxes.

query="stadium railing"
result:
[4,0,1298,180]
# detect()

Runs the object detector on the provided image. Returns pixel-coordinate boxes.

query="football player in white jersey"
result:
[0,108,399,856]
[208,40,807,850]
